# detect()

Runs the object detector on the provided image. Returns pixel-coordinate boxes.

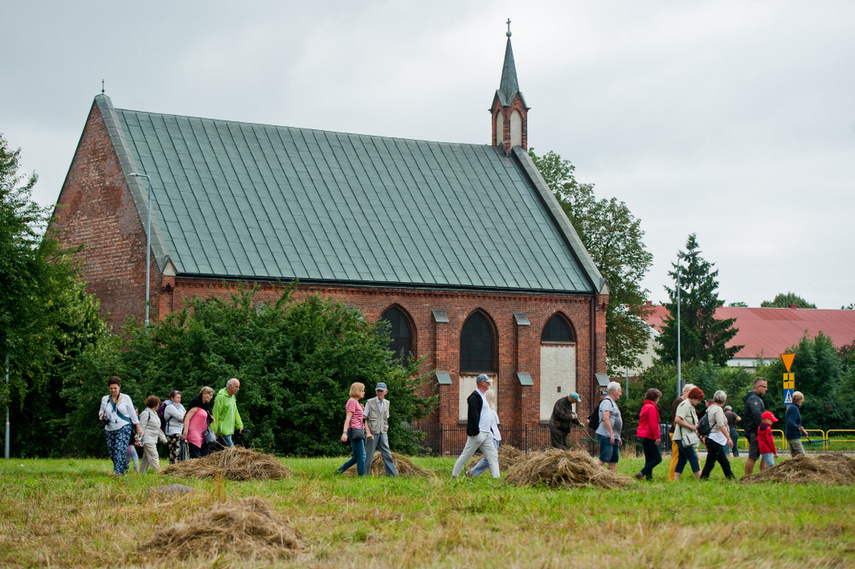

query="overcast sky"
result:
[3,1,853,309]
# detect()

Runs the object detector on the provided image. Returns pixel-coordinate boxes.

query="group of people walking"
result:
[98,376,244,476]
[545,376,807,482]
[656,377,807,481]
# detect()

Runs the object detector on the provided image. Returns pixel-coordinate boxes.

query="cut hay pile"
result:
[504,449,632,489]
[741,454,855,485]
[344,451,435,477]
[162,447,291,481]
[466,445,526,472]
[140,497,303,561]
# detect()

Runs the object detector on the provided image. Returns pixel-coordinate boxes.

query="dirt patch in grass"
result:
[466,445,526,472]
[504,449,632,489]
[139,496,303,562]
[344,452,435,477]
[741,453,855,485]
[162,447,291,481]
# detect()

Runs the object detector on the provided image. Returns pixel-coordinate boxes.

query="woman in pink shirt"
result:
[337,382,373,476]
[635,388,663,481]
[181,386,215,459]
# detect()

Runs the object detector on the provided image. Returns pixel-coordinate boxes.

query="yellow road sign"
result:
[781,353,795,372]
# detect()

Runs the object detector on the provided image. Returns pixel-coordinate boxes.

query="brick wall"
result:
[51,101,161,329]
[161,278,607,427]
[490,93,528,152]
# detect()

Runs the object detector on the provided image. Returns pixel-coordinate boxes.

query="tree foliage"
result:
[0,134,113,456]
[62,287,436,457]
[529,149,653,374]
[760,292,817,309]
[655,234,742,367]
[622,360,753,428]
[754,332,853,432]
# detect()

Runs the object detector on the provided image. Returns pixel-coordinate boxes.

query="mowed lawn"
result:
[1,454,853,568]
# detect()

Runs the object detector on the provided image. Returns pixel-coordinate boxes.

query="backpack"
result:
[697,412,711,438]
[587,399,607,430]
[157,401,169,433]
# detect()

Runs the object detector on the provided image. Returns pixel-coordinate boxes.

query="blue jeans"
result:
[217,434,234,448]
[338,429,366,476]
[725,427,739,457]
[675,438,700,474]
[761,453,775,467]
[470,439,500,477]
[597,434,620,464]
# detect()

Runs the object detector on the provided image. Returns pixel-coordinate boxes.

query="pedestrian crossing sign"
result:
[784,388,794,406]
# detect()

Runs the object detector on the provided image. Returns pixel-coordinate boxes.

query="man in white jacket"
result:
[362,382,398,476]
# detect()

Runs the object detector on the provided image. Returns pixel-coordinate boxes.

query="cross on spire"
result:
[506,18,512,37]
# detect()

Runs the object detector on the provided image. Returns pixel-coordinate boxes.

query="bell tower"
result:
[490,19,529,153]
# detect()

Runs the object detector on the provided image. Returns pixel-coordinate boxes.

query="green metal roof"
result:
[96,95,603,294]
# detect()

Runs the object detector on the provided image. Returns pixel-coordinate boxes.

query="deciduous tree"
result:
[529,149,653,374]
[761,292,817,309]
[1,134,88,407]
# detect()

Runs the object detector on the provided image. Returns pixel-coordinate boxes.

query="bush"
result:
[62,286,436,457]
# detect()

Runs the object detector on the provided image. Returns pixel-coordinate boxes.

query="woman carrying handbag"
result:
[673,386,704,481]
[337,382,373,476]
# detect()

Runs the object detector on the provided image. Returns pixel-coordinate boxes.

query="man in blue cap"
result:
[549,392,582,449]
[363,382,397,476]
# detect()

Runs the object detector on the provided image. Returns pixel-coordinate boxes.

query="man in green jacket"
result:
[212,378,243,447]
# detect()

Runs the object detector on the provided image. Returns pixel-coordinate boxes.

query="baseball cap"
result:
[476,374,491,384]
[568,392,580,402]
[375,382,388,391]
[761,411,778,422]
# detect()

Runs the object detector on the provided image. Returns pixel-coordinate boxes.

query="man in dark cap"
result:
[549,392,582,449]
[452,374,500,479]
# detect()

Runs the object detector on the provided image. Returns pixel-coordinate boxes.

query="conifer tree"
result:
[655,234,742,366]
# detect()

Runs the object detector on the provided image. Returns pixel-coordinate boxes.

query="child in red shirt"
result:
[757,411,779,467]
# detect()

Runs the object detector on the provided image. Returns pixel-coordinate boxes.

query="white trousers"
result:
[139,442,161,473]
[452,432,500,478]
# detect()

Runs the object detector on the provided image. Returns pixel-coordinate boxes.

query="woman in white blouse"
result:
[98,376,141,475]
[700,390,736,480]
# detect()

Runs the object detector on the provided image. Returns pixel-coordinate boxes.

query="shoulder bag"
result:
[349,428,366,440]
[681,406,700,447]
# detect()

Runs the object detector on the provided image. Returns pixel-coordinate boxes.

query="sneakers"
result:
[635,472,644,480]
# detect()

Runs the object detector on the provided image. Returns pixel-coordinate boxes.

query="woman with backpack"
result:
[700,390,735,480]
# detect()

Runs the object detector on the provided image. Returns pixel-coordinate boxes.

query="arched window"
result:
[380,306,413,363]
[541,314,576,343]
[460,311,495,372]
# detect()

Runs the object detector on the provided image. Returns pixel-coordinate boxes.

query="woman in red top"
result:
[635,388,663,481]
[337,382,374,476]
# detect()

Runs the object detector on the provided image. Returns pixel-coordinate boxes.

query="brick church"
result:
[51,30,609,435]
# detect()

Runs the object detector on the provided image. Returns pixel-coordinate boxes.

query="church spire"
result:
[491,19,529,153]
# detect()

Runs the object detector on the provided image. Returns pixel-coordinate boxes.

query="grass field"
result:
[1,453,854,568]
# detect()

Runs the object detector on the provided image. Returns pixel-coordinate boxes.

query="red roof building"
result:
[642,303,855,367]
